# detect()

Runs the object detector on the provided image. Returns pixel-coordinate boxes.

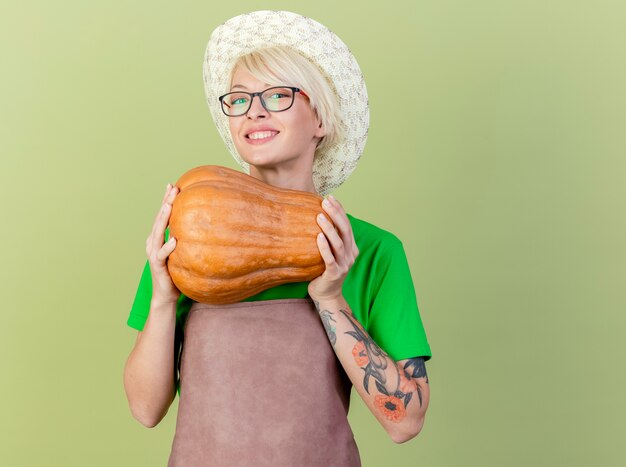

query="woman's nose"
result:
[246,95,269,119]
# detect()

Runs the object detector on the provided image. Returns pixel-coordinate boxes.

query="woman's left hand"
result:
[308,195,359,302]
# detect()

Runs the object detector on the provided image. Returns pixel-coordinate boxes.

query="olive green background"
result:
[2,1,624,466]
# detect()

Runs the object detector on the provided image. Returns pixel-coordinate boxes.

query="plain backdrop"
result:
[1,1,625,466]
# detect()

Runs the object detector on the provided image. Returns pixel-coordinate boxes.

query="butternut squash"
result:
[167,165,330,304]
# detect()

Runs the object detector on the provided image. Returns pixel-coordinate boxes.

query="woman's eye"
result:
[268,93,288,99]
[231,97,248,105]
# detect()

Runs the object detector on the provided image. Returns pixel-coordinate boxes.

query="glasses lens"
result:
[222,92,250,116]
[261,87,295,112]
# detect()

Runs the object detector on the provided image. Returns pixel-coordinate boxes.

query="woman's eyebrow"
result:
[230,84,248,90]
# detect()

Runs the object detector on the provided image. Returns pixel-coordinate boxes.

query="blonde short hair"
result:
[229,45,345,155]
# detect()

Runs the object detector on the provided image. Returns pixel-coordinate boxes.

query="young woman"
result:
[124,11,432,466]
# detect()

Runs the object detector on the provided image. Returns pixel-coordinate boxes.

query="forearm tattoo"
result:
[319,309,337,346]
[314,301,428,423]
[404,357,428,382]
[313,301,347,351]
[403,357,429,407]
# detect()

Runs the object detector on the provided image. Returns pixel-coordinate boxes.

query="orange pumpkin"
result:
[167,165,330,304]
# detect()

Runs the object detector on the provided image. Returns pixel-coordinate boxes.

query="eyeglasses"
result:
[218,86,308,117]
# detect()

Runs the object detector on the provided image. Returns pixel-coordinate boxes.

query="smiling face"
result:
[227,67,326,173]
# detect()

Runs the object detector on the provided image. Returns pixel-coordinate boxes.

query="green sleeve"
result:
[127,260,153,331]
[126,259,191,332]
[127,227,176,331]
[367,238,432,362]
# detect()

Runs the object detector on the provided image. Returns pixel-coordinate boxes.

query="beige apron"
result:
[168,298,361,467]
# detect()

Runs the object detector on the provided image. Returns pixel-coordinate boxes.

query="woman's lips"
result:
[245,130,279,144]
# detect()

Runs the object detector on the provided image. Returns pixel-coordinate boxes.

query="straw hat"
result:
[203,10,369,196]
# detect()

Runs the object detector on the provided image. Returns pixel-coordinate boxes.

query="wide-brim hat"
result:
[203,10,369,196]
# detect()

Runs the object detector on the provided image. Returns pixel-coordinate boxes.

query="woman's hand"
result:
[308,195,359,302]
[145,183,180,306]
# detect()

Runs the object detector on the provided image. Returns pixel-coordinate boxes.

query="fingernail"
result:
[166,183,171,191]
[322,198,331,208]
[318,213,327,223]
[328,194,336,202]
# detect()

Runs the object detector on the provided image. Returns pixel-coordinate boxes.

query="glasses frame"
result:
[218,86,308,117]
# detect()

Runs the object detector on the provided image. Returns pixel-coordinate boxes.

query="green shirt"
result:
[127,213,432,392]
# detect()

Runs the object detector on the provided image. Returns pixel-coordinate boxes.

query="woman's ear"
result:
[315,120,327,138]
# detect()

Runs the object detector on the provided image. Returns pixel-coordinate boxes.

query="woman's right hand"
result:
[146,183,180,306]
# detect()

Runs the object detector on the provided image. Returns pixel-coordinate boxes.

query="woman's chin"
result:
[242,157,276,169]
[241,153,294,170]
